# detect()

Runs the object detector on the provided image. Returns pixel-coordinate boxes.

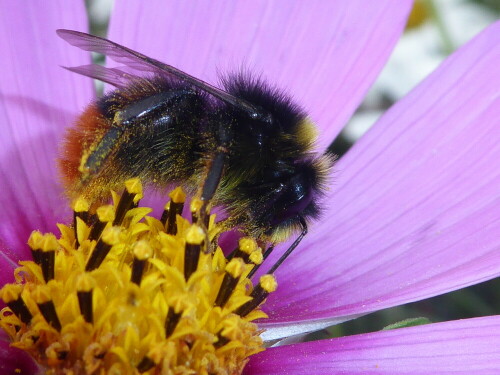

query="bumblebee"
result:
[57,30,331,245]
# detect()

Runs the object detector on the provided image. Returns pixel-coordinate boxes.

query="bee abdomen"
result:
[59,81,211,202]
[58,104,112,199]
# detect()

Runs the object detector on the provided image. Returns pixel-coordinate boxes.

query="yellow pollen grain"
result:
[96,204,115,222]
[185,224,205,245]
[133,240,153,260]
[249,250,263,265]
[113,110,123,124]
[101,226,122,245]
[259,274,278,293]
[169,186,186,203]
[78,149,91,175]
[239,237,258,254]
[72,197,90,212]
[226,258,245,278]
[41,233,59,252]
[27,230,43,250]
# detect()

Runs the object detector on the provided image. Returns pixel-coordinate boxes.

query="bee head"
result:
[221,72,334,242]
[260,155,332,243]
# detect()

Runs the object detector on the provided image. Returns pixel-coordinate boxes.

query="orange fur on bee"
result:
[58,105,110,193]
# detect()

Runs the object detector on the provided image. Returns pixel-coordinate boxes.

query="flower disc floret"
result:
[0,179,275,375]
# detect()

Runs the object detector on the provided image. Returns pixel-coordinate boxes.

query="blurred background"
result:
[85,0,499,338]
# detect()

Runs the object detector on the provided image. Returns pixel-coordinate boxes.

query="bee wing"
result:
[62,64,140,88]
[57,29,261,117]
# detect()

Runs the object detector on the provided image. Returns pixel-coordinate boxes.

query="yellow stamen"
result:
[249,250,264,265]
[260,274,278,293]
[0,179,276,375]
[27,230,44,250]
[238,237,258,255]
[72,197,89,213]
[169,186,186,204]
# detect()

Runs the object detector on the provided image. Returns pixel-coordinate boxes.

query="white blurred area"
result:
[344,0,498,143]
[86,0,113,34]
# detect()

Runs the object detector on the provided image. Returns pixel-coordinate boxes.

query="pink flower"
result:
[1,1,499,374]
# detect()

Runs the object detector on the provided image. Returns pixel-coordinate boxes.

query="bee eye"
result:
[269,174,313,225]
[262,113,274,125]
[263,164,286,180]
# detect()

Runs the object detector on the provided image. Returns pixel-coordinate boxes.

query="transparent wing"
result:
[63,64,140,88]
[57,29,261,117]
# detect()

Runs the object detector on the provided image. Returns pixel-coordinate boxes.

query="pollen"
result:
[0,179,276,375]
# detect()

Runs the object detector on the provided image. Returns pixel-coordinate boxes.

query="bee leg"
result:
[197,151,226,252]
[84,90,193,177]
[83,126,124,176]
[199,121,232,225]
[248,216,308,279]
[200,152,226,207]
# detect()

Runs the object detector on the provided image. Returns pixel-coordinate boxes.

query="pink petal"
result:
[0,331,38,375]
[0,1,93,260]
[247,316,500,374]
[0,238,17,289]
[108,0,412,149]
[260,21,500,338]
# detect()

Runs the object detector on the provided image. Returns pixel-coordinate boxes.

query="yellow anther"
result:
[27,230,43,250]
[124,178,143,202]
[33,285,52,304]
[41,233,59,252]
[185,224,205,245]
[0,284,23,303]
[72,197,90,212]
[133,241,153,260]
[249,250,263,265]
[169,186,186,204]
[238,237,258,254]
[226,258,245,278]
[190,197,203,213]
[124,178,142,195]
[259,274,278,293]
[101,226,122,245]
[76,274,96,292]
[96,205,115,222]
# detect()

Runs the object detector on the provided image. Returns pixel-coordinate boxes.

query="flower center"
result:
[0,179,276,375]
